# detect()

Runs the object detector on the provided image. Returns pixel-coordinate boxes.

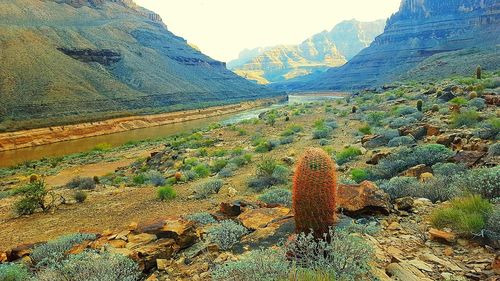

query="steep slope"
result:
[228,19,386,84]
[295,0,500,91]
[0,0,278,131]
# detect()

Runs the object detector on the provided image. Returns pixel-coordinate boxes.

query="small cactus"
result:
[174,172,182,181]
[293,148,337,238]
[476,65,482,80]
[431,104,440,112]
[29,174,38,183]
[469,91,478,100]
[417,100,423,112]
[93,176,100,184]
[352,105,357,114]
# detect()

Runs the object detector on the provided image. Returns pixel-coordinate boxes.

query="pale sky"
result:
[135,0,402,62]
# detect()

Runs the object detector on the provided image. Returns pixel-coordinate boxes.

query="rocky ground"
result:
[0,74,499,280]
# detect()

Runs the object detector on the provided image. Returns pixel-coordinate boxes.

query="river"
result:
[0,94,344,168]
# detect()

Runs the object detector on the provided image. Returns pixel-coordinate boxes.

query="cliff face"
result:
[0,0,277,130]
[228,19,386,84]
[296,0,500,91]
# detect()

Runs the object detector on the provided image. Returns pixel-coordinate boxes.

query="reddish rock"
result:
[399,164,432,179]
[399,125,426,140]
[134,238,179,271]
[138,218,197,249]
[429,228,456,243]
[437,134,457,146]
[238,207,291,230]
[424,124,441,136]
[452,150,486,167]
[493,254,500,275]
[0,251,8,263]
[367,152,390,165]
[337,181,391,215]
[220,202,242,217]
[66,240,91,255]
[484,95,500,106]
[8,243,36,261]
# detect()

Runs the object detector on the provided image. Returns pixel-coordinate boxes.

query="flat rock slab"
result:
[238,207,291,230]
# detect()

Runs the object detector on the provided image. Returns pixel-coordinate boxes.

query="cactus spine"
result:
[476,65,482,79]
[416,100,423,112]
[293,148,337,238]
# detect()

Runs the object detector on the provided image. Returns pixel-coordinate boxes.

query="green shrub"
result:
[74,191,87,203]
[358,125,372,135]
[31,233,97,266]
[449,97,467,106]
[249,160,289,191]
[285,228,374,281]
[211,248,290,281]
[488,143,500,156]
[0,263,31,281]
[449,168,499,200]
[281,125,303,137]
[185,212,216,225]
[468,98,486,110]
[132,174,147,185]
[145,170,165,187]
[365,111,387,126]
[485,205,500,240]
[193,179,223,199]
[387,135,415,147]
[192,164,211,178]
[379,176,459,202]
[35,250,141,281]
[258,188,292,207]
[207,220,248,250]
[92,143,112,152]
[431,195,492,236]
[14,180,49,215]
[451,110,480,128]
[370,144,454,179]
[158,186,176,201]
[336,147,362,165]
[351,168,369,183]
[432,162,467,177]
[211,159,228,173]
[67,177,96,190]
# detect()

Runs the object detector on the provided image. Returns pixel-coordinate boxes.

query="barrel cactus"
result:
[476,65,482,80]
[352,105,358,114]
[416,100,423,112]
[293,148,337,238]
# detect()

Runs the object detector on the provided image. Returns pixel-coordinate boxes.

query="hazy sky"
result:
[135,0,402,62]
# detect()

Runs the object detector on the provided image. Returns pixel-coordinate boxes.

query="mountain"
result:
[0,0,278,131]
[227,19,386,84]
[289,0,500,91]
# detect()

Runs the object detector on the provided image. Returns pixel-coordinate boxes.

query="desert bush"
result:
[318,139,330,146]
[449,97,468,106]
[158,186,176,201]
[132,174,147,185]
[207,220,248,250]
[370,144,454,179]
[193,179,223,199]
[35,250,141,281]
[67,177,96,190]
[484,205,500,241]
[31,233,97,266]
[191,164,211,178]
[230,154,252,167]
[432,162,467,176]
[474,118,500,139]
[397,106,419,116]
[185,212,216,225]
[351,168,369,183]
[255,139,279,153]
[145,170,165,187]
[211,248,290,281]
[14,180,49,215]
[258,188,292,207]
[358,125,372,135]
[285,228,374,281]
[387,135,415,147]
[451,110,480,128]
[211,159,228,173]
[0,263,31,281]
[380,176,459,202]
[376,128,400,140]
[312,127,333,139]
[281,125,303,137]
[468,98,486,110]
[92,143,112,152]
[279,136,295,145]
[249,159,290,191]
[336,147,362,165]
[388,116,418,129]
[431,195,492,236]
[450,168,500,200]
[365,111,387,126]
[218,165,236,178]
[74,191,87,203]
[488,143,500,156]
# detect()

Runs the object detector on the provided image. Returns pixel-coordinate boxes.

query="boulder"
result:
[438,91,456,102]
[424,124,441,136]
[238,207,291,230]
[337,181,391,215]
[400,125,427,140]
[220,202,243,217]
[138,218,197,249]
[452,150,486,167]
[493,254,500,275]
[386,262,433,281]
[134,238,178,271]
[366,151,390,165]
[395,197,414,211]
[362,135,388,149]
[399,164,432,179]
[484,95,500,106]
[8,243,36,261]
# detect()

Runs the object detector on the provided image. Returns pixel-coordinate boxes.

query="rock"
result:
[66,240,91,255]
[128,222,138,231]
[337,181,391,215]
[400,125,427,140]
[409,259,434,272]
[362,135,388,149]
[134,238,178,271]
[145,274,159,281]
[429,228,456,243]
[239,217,295,250]
[108,247,135,258]
[399,164,432,179]
[220,202,243,217]
[8,243,36,261]
[484,95,500,106]
[127,233,157,246]
[437,133,458,146]
[420,253,462,272]
[444,247,454,257]
[0,252,8,263]
[413,198,432,207]
[386,262,433,281]
[424,124,441,136]
[156,259,171,271]
[238,207,291,230]
[366,151,390,165]
[388,222,401,231]
[115,230,130,241]
[108,239,127,248]
[493,254,500,275]
[138,218,197,249]
[227,187,237,198]
[395,197,414,211]
[439,91,457,102]
[420,172,434,182]
[452,150,486,167]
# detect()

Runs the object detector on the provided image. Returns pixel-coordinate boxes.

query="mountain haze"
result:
[288,0,500,91]
[0,0,278,130]
[228,19,386,84]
